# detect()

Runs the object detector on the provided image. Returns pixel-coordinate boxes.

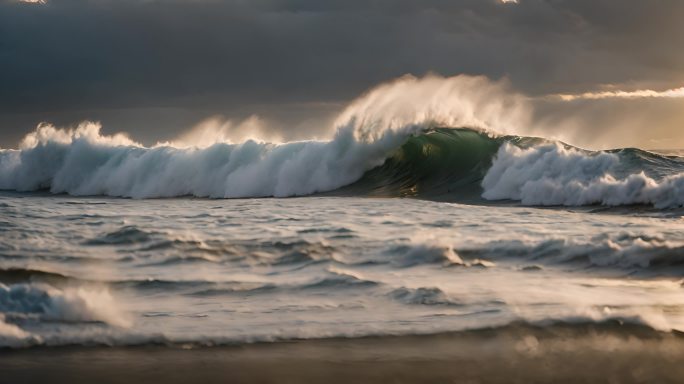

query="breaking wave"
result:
[2,125,684,208]
[0,282,130,327]
[1,74,683,208]
[483,143,684,208]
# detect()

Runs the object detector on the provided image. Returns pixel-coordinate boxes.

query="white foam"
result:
[0,74,526,198]
[393,243,465,267]
[0,314,35,348]
[482,143,684,208]
[0,283,131,328]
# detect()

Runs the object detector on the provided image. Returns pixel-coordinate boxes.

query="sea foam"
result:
[0,75,524,199]
[482,143,684,208]
[0,283,130,328]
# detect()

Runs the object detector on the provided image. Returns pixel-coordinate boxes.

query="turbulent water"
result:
[1,75,684,349]
[1,193,684,348]
[1,125,684,348]
[3,124,684,206]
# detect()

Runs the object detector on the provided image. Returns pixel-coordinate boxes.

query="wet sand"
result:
[2,323,683,384]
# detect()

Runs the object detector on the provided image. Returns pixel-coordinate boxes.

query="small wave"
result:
[296,227,354,235]
[114,279,278,297]
[525,238,684,272]
[86,228,245,265]
[388,287,462,306]
[0,267,73,286]
[0,220,17,229]
[0,317,675,350]
[0,282,130,328]
[521,265,544,272]
[136,239,202,252]
[301,276,378,290]
[460,236,684,276]
[0,313,35,348]
[300,268,379,290]
[189,283,278,297]
[85,226,154,245]
[59,201,109,206]
[137,239,239,256]
[140,254,224,267]
[388,243,465,267]
[114,279,215,291]
[249,240,337,266]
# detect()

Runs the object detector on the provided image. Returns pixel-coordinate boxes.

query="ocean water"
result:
[1,75,684,349]
[2,122,684,349]
[1,193,683,348]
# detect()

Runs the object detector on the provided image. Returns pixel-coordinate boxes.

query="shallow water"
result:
[1,193,683,348]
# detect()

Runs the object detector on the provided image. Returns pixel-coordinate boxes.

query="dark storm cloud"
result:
[1,0,683,146]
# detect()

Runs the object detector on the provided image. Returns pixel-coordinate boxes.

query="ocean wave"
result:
[85,226,156,245]
[0,122,386,198]
[0,267,73,286]
[0,278,135,347]
[0,313,34,348]
[0,74,527,199]
[1,76,683,208]
[388,286,462,306]
[300,268,379,290]
[188,283,278,297]
[458,235,684,276]
[4,124,682,209]
[0,316,676,350]
[387,243,465,267]
[482,143,684,208]
[118,278,280,296]
[0,282,130,328]
[251,240,337,266]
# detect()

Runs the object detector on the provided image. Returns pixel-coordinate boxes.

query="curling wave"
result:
[1,74,683,207]
[0,74,525,199]
[2,123,684,208]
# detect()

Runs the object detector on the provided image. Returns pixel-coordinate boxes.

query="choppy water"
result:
[1,193,683,348]
[3,75,684,348]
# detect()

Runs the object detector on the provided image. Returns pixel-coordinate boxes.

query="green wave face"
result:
[336,127,684,204]
[338,128,508,200]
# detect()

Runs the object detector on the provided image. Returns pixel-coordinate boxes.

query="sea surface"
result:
[1,120,684,349]
[1,193,683,348]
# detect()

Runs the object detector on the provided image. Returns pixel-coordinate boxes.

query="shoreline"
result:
[2,323,684,384]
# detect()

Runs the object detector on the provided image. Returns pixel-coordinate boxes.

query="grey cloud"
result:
[1,0,683,146]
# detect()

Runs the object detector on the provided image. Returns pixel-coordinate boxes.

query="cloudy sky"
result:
[1,0,683,148]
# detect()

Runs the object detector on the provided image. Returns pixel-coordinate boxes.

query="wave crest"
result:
[0,75,526,198]
[482,143,684,208]
[0,282,130,328]
[1,75,683,208]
